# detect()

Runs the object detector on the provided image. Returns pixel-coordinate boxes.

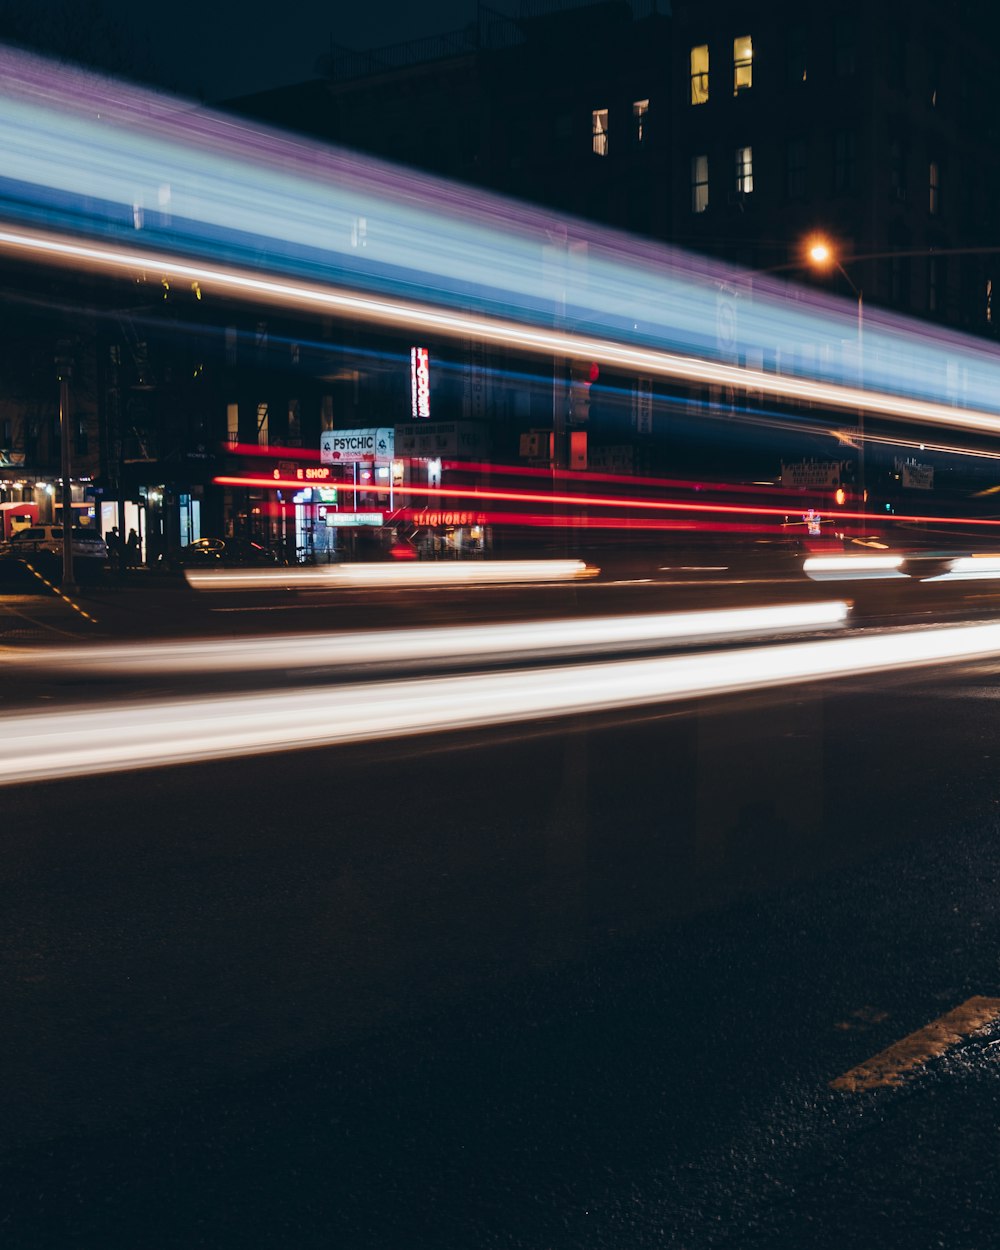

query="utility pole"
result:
[56,347,76,591]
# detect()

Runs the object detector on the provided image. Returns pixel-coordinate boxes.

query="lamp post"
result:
[807,240,865,526]
[55,347,77,592]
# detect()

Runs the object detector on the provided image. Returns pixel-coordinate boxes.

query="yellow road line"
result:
[831,995,1000,1092]
[20,561,99,625]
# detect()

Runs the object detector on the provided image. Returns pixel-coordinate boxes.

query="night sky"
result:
[100,0,482,102]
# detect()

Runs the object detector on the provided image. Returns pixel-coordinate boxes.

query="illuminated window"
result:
[226,402,238,447]
[929,161,940,214]
[735,145,753,194]
[834,130,856,193]
[633,99,649,145]
[733,36,753,94]
[690,45,709,105]
[592,108,609,156]
[691,154,709,212]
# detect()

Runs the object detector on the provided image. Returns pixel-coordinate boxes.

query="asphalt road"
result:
[2,618,1000,1247]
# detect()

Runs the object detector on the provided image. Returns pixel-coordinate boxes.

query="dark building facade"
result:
[671,0,1000,335]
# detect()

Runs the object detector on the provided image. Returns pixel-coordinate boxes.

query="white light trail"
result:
[4,43,1000,423]
[2,615,999,786]
[183,558,595,591]
[6,224,1000,439]
[924,556,1000,582]
[7,601,851,675]
[803,554,908,581]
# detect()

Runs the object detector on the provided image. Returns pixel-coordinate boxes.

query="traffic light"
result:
[569,361,599,424]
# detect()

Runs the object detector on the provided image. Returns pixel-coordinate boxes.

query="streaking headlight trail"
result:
[3,616,1000,786]
[183,559,596,592]
[4,602,852,675]
[803,555,908,581]
[0,44,1000,426]
[7,224,1000,441]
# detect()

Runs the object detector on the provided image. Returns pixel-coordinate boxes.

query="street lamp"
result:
[806,237,865,526]
[55,347,77,592]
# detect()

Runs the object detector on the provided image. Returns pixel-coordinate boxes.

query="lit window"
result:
[633,99,649,145]
[733,36,753,94]
[690,45,709,105]
[691,154,709,212]
[929,160,940,214]
[735,145,753,194]
[226,402,239,447]
[592,108,609,156]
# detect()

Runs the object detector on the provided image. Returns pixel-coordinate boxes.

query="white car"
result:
[4,525,108,564]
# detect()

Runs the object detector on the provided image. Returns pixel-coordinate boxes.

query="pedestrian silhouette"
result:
[125,528,140,569]
[105,526,122,573]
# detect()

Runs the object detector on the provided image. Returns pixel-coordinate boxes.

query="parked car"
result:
[156,537,283,573]
[1,525,108,577]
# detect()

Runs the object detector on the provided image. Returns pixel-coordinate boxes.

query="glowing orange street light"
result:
[806,234,866,525]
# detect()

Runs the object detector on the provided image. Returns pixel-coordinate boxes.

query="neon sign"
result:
[410,346,430,418]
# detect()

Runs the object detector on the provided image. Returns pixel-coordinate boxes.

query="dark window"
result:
[834,17,857,77]
[888,28,906,89]
[786,139,807,199]
[786,27,807,85]
[889,138,907,199]
[834,130,857,193]
[691,154,709,212]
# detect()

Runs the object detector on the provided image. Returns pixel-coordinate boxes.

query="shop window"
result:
[733,35,753,94]
[633,99,649,145]
[691,154,709,212]
[592,108,609,156]
[735,145,753,194]
[690,44,709,105]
